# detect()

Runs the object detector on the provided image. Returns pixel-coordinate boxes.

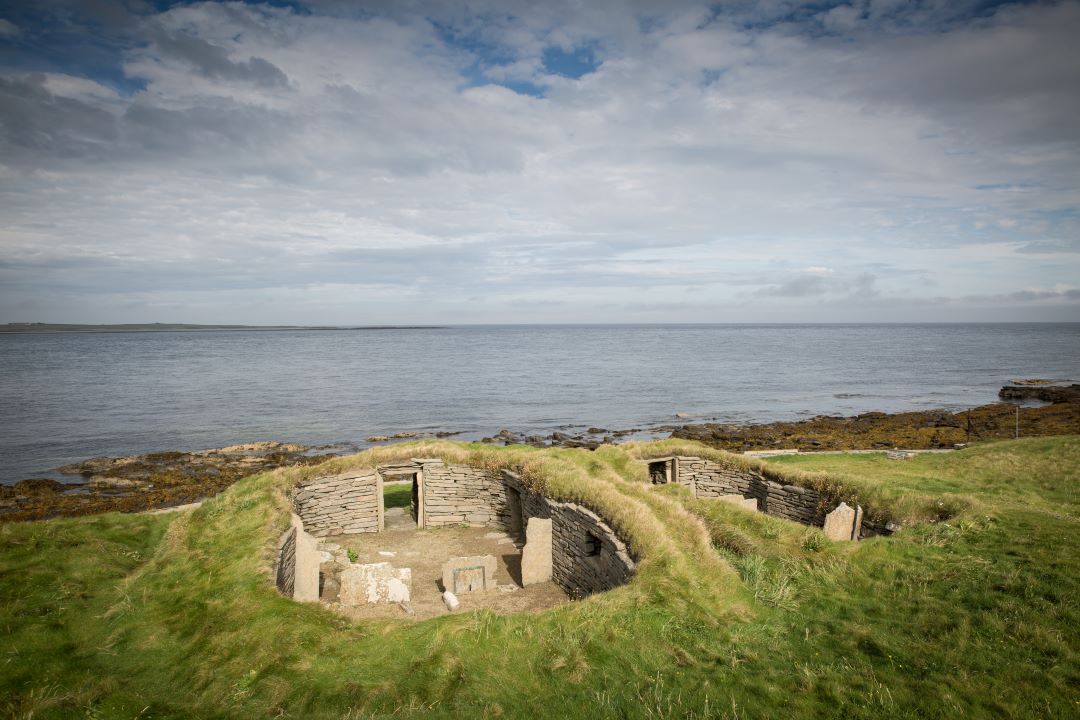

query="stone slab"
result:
[442,555,497,594]
[521,517,553,586]
[292,513,321,602]
[823,502,857,541]
[339,562,412,605]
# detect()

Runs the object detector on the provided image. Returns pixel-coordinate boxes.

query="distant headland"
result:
[0,323,443,334]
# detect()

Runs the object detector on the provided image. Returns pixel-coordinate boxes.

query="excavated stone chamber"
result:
[275,459,636,617]
[645,455,889,540]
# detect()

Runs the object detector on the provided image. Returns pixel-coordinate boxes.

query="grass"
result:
[1,437,1077,718]
[383,482,412,510]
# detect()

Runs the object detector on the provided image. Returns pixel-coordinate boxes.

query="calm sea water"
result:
[1,324,1078,483]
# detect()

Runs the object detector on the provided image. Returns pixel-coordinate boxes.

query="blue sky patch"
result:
[542,43,599,79]
[496,79,546,97]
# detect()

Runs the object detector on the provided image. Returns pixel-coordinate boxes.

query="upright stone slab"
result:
[822,502,857,541]
[339,562,412,605]
[521,517,553,586]
[442,555,497,593]
[852,505,864,541]
[292,513,321,602]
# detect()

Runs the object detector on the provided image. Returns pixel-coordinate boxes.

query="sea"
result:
[1,323,1078,484]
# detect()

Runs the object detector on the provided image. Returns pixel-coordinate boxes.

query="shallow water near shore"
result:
[2,323,1078,483]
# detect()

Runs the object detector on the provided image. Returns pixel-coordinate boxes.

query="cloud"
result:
[148,29,290,89]
[0,1,1078,323]
[1015,238,1080,255]
[756,274,831,298]
[0,19,19,37]
[754,271,881,299]
[981,287,1080,303]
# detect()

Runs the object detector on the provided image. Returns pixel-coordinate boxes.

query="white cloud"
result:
[0,0,1078,323]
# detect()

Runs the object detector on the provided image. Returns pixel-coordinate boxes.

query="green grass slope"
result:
[1,438,1077,719]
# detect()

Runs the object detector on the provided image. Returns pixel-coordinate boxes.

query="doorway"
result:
[410,473,420,527]
[506,487,524,544]
[380,470,420,531]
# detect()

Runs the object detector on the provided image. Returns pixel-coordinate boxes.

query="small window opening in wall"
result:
[648,460,670,484]
[583,531,602,557]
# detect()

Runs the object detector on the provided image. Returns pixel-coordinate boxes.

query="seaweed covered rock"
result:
[998,383,1080,404]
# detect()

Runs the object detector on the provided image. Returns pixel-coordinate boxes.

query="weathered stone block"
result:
[823,502,857,541]
[521,517,553,586]
[442,555,497,593]
[291,513,320,602]
[339,562,412,604]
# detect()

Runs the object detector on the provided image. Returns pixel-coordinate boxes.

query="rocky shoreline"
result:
[669,399,1079,452]
[0,442,339,522]
[4,384,1077,522]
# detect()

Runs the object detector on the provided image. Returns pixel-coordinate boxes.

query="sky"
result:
[0,0,1078,324]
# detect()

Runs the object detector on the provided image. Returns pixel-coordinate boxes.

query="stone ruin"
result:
[274,452,876,614]
[442,555,497,594]
[275,460,636,609]
[647,455,874,541]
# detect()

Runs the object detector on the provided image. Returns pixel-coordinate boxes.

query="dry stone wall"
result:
[677,456,753,497]
[283,460,637,603]
[275,524,296,597]
[503,471,635,598]
[672,457,825,526]
[274,514,320,601]
[293,471,381,536]
[757,478,821,525]
[421,462,509,527]
[550,501,635,597]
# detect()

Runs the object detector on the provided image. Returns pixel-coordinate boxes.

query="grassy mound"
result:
[1,438,1077,719]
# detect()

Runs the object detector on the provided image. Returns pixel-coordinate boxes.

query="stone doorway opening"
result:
[380,470,419,532]
[505,486,524,543]
[410,474,420,526]
[648,458,675,484]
